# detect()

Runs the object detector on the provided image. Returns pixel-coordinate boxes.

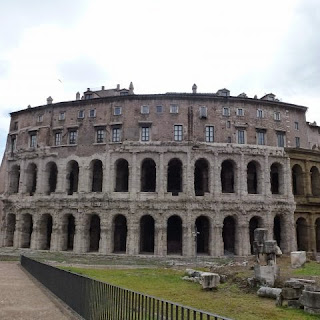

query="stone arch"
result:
[167,215,182,254]
[140,215,155,253]
[247,161,261,194]
[113,214,127,253]
[167,158,183,195]
[221,160,236,193]
[194,158,209,196]
[44,161,58,195]
[5,213,16,247]
[141,158,156,192]
[66,160,79,195]
[310,166,320,196]
[195,215,210,255]
[292,164,304,195]
[9,165,20,194]
[296,217,309,251]
[115,159,129,192]
[223,216,236,255]
[62,214,75,251]
[270,162,283,195]
[20,214,33,248]
[90,159,103,192]
[38,214,53,250]
[249,216,263,254]
[89,214,100,252]
[273,214,285,250]
[25,163,37,196]
[316,218,320,252]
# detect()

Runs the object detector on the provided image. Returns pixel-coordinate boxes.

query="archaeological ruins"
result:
[1,83,320,257]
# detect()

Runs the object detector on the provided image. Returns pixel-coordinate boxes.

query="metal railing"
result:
[20,255,232,320]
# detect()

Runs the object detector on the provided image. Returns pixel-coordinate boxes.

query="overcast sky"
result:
[0,0,319,156]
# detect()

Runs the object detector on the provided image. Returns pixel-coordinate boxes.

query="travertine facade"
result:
[0,84,318,257]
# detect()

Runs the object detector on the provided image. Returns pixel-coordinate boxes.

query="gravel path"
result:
[0,262,72,320]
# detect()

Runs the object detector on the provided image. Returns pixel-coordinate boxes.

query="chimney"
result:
[116,84,120,90]
[47,96,53,105]
[129,82,134,94]
[76,92,80,100]
[192,84,197,94]
[101,86,105,90]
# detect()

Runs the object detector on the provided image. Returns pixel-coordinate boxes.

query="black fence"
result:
[20,255,232,320]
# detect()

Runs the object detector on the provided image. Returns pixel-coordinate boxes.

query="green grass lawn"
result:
[293,261,320,277]
[60,266,319,320]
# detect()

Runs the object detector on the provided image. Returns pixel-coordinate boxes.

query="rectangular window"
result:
[37,114,43,123]
[199,106,207,118]
[257,130,265,145]
[13,121,18,130]
[226,121,231,128]
[114,106,122,116]
[295,137,300,148]
[112,127,121,142]
[227,136,232,143]
[30,133,37,148]
[294,121,299,130]
[174,125,183,141]
[59,112,65,121]
[274,111,281,121]
[170,105,179,114]
[141,106,149,114]
[78,110,85,119]
[85,93,92,100]
[69,130,77,145]
[205,126,214,142]
[237,130,245,144]
[276,132,285,147]
[89,109,96,118]
[223,107,230,116]
[55,132,62,146]
[96,129,104,143]
[156,105,163,113]
[257,109,263,118]
[141,127,150,141]
[237,108,244,116]
[11,135,16,153]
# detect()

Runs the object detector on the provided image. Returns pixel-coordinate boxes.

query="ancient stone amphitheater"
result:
[1,84,319,257]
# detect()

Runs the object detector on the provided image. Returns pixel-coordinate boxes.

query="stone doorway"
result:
[140,215,155,253]
[296,217,309,251]
[195,216,210,255]
[20,214,33,248]
[223,216,236,255]
[113,215,127,253]
[89,215,100,252]
[167,215,182,254]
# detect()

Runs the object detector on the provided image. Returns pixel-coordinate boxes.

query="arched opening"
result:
[273,215,282,249]
[38,214,53,250]
[249,216,262,254]
[316,218,320,252]
[167,215,182,255]
[67,161,79,195]
[195,216,210,255]
[311,166,320,196]
[194,159,209,196]
[20,214,33,248]
[292,164,304,195]
[89,215,100,252]
[45,162,58,195]
[167,158,183,195]
[221,160,235,193]
[9,165,20,194]
[26,163,37,196]
[296,217,309,251]
[5,214,16,247]
[115,159,129,192]
[91,160,103,192]
[140,215,155,253]
[141,159,156,192]
[223,216,236,255]
[67,215,75,251]
[270,163,283,194]
[113,215,127,253]
[247,161,259,194]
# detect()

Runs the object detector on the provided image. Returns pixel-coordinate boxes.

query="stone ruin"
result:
[182,269,220,290]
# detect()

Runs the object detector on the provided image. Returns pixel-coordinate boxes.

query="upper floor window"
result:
[236,108,244,116]
[78,110,85,119]
[205,126,214,142]
[30,132,37,148]
[257,130,266,145]
[294,121,299,130]
[156,105,163,113]
[257,109,264,118]
[237,129,245,144]
[276,131,285,147]
[170,105,179,114]
[59,112,65,121]
[89,109,96,118]
[69,130,77,145]
[141,106,149,114]
[10,135,16,153]
[37,114,43,123]
[274,111,281,121]
[227,136,232,143]
[13,121,18,131]
[141,127,150,141]
[222,107,230,116]
[226,121,231,128]
[112,127,121,142]
[96,128,105,143]
[295,137,300,148]
[55,132,62,146]
[199,106,207,119]
[85,93,92,100]
[174,125,183,141]
[114,106,122,116]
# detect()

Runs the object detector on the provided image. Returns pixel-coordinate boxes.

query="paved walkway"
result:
[0,262,72,320]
